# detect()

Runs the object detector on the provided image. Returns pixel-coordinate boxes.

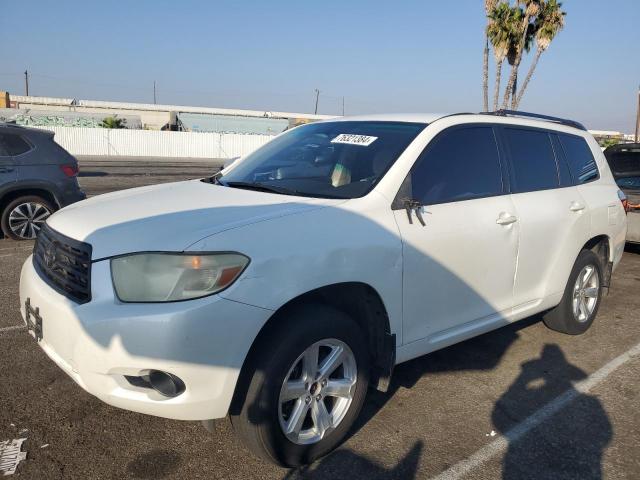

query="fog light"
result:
[148,370,186,397]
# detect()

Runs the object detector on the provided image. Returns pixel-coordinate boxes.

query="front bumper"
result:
[19,255,272,421]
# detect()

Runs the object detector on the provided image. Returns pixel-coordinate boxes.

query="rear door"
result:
[0,132,19,187]
[499,126,591,308]
[394,124,518,344]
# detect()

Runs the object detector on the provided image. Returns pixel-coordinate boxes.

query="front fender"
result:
[189,198,405,344]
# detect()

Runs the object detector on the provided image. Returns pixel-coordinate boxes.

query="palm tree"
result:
[501,0,541,109]
[514,0,565,108]
[483,0,499,112]
[100,116,126,129]
[487,2,521,111]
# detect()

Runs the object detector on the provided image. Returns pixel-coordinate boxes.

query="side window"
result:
[550,134,573,187]
[504,128,558,193]
[558,133,599,184]
[408,126,504,205]
[0,133,32,157]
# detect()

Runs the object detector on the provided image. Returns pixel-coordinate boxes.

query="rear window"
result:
[558,134,599,184]
[504,128,559,193]
[0,133,32,156]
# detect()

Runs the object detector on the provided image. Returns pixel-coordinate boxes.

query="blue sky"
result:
[1,0,638,132]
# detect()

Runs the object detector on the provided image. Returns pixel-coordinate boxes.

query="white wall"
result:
[32,126,273,159]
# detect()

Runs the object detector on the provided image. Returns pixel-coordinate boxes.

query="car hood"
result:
[48,179,340,259]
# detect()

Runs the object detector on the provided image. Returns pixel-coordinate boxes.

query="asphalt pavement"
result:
[0,162,638,479]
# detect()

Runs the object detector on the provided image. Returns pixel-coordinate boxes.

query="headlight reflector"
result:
[111,253,249,302]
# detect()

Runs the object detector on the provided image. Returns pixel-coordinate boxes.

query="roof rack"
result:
[480,110,586,131]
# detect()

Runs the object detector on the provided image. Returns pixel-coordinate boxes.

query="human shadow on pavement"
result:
[283,440,423,480]
[492,344,612,479]
[280,316,539,480]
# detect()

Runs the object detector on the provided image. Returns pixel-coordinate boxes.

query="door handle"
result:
[570,201,585,212]
[496,213,518,225]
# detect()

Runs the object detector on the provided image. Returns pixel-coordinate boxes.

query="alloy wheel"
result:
[572,264,599,323]
[278,338,357,445]
[8,202,51,239]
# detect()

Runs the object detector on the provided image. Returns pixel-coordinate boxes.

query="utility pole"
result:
[635,85,639,143]
[342,96,345,116]
[24,70,29,96]
[153,81,157,104]
[314,89,320,114]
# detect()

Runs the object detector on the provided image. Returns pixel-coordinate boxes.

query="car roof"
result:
[0,122,54,137]
[323,112,587,133]
[327,113,450,124]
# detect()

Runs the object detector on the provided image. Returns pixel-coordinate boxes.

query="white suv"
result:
[19,112,627,466]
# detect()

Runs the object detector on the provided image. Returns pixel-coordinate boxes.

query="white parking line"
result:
[0,325,25,335]
[431,341,640,480]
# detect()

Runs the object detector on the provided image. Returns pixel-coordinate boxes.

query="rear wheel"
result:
[543,249,603,335]
[230,304,370,467]
[1,195,54,240]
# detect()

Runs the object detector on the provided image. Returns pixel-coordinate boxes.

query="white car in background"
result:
[19,111,627,466]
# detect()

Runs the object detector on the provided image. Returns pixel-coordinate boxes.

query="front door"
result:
[393,125,518,345]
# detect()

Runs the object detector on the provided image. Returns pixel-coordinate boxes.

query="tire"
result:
[1,195,55,240]
[230,304,370,467]
[543,249,604,335]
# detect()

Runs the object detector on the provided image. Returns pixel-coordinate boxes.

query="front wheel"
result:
[543,249,603,335]
[230,304,370,467]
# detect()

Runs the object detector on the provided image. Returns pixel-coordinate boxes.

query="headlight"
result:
[111,253,249,302]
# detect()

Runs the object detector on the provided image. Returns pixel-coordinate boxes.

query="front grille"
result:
[33,223,92,304]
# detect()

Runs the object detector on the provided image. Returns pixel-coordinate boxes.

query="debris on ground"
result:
[0,438,27,476]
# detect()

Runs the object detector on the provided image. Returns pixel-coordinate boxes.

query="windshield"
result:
[219,121,427,199]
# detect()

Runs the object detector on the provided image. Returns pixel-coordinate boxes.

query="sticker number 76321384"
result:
[330,134,378,147]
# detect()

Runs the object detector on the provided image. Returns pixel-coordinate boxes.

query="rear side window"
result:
[504,128,558,193]
[0,133,32,157]
[407,126,504,205]
[558,134,599,184]
[550,134,573,187]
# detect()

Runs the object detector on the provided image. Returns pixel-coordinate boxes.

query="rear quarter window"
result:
[0,132,32,157]
[558,134,599,184]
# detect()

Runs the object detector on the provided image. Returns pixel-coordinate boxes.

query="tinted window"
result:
[220,121,426,199]
[617,176,640,190]
[604,145,640,178]
[0,133,32,157]
[408,126,503,205]
[550,134,573,187]
[505,128,558,193]
[559,134,599,184]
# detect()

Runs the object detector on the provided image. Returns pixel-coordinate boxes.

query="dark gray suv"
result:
[0,123,86,240]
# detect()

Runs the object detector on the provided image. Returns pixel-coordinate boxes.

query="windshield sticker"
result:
[331,134,378,147]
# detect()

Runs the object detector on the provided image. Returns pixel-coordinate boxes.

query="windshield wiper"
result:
[223,181,300,196]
